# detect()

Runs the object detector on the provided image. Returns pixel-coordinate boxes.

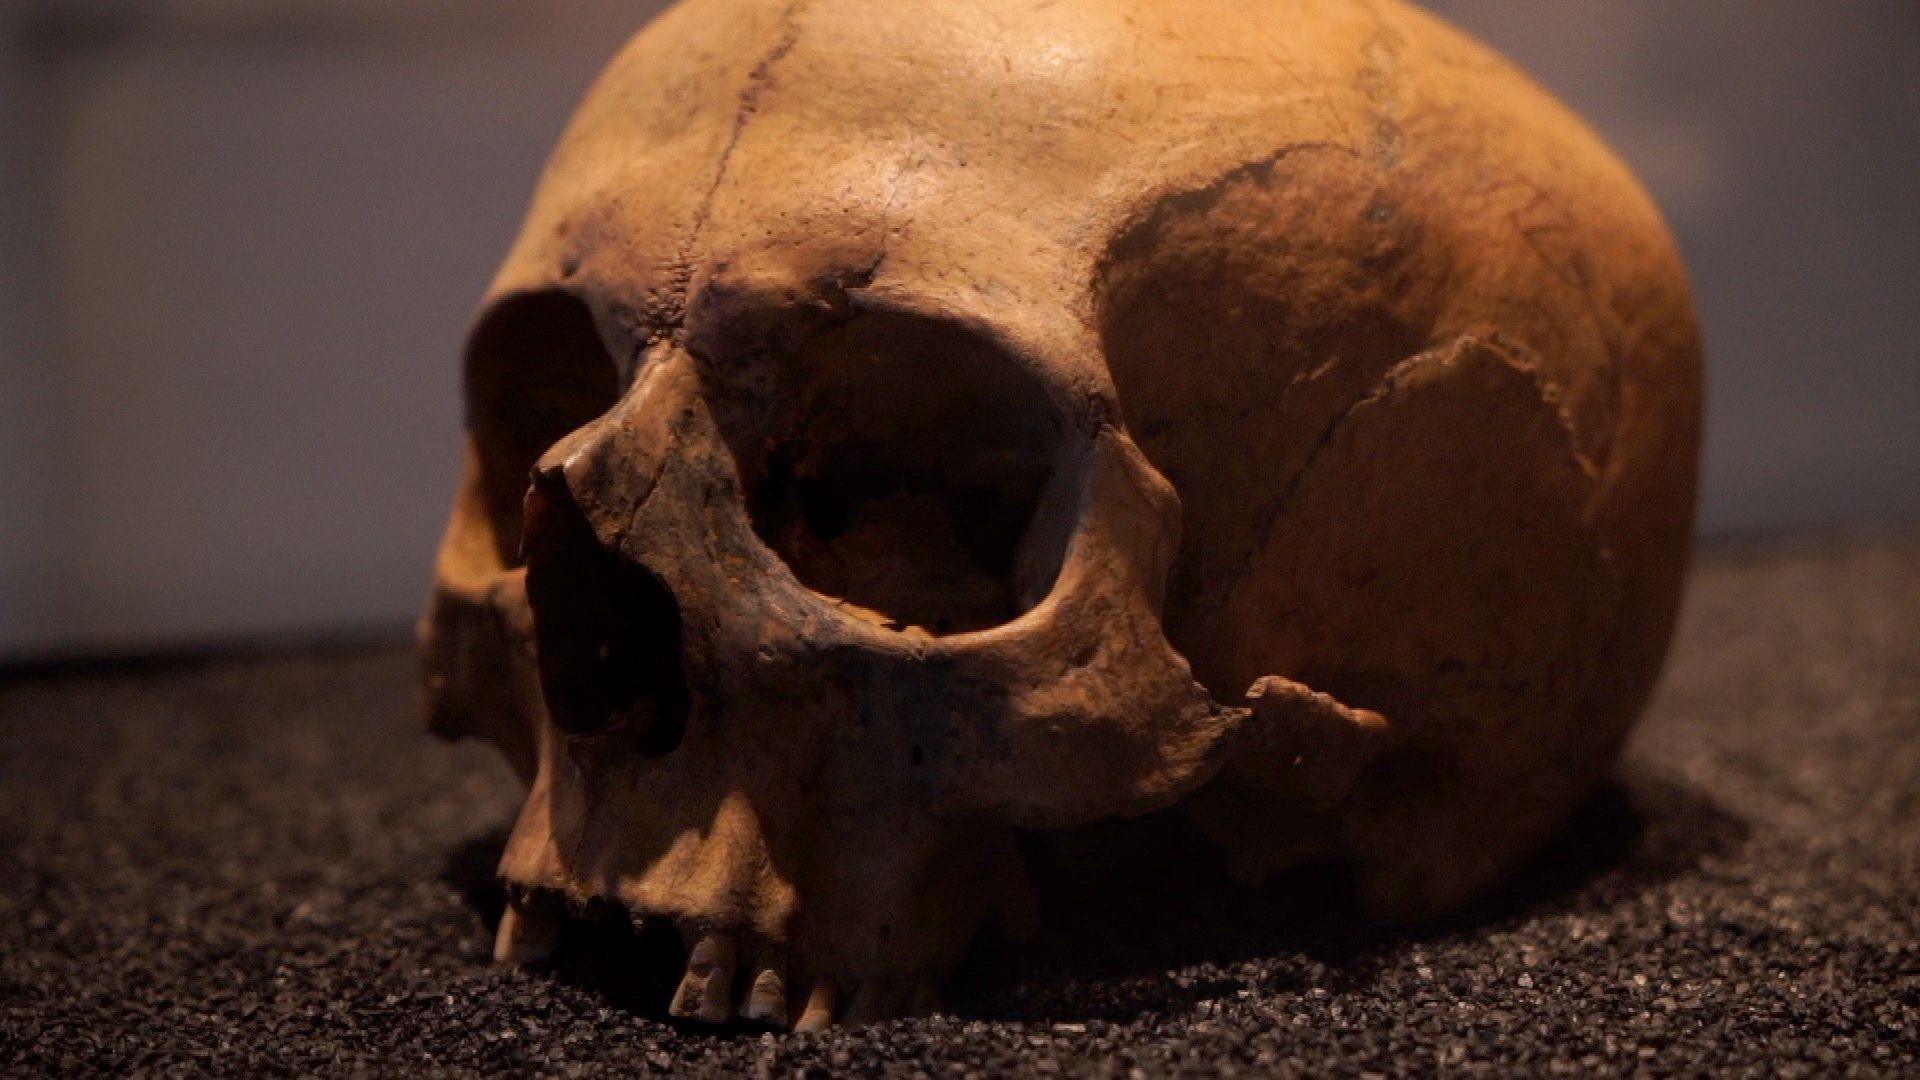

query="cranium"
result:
[421,0,1701,1028]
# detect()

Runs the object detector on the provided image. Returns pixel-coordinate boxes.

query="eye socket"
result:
[465,289,622,565]
[723,312,1068,636]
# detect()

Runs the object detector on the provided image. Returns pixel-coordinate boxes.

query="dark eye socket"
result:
[718,311,1068,636]
[465,289,621,565]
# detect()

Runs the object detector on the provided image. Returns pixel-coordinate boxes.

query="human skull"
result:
[421,0,1701,1028]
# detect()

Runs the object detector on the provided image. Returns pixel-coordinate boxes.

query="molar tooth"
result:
[793,980,839,1032]
[669,933,737,1022]
[492,904,560,965]
[740,965,788,1026]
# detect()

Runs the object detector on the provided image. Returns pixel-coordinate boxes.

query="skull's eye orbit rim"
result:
[711,309,1072,637]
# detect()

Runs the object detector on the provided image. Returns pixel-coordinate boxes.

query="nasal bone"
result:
[520,461,693,751]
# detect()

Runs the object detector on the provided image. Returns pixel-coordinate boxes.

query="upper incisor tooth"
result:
[681,933,737,1022]
[742,966,788,1025]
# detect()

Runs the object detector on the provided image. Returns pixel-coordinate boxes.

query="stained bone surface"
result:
[421,0,1702,1026]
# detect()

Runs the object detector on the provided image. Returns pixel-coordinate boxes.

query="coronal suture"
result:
[419,0,1702,1029]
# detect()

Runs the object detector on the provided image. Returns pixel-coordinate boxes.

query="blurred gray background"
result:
[2,1,1915,659]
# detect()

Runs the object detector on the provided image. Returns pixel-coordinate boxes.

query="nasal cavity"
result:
[726,311,1067,636]
[523,470,690,754]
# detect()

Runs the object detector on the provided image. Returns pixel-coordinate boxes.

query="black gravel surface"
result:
[3,531,1917,1075]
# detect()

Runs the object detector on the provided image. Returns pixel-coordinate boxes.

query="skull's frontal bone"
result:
[421,0,1701,1027]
